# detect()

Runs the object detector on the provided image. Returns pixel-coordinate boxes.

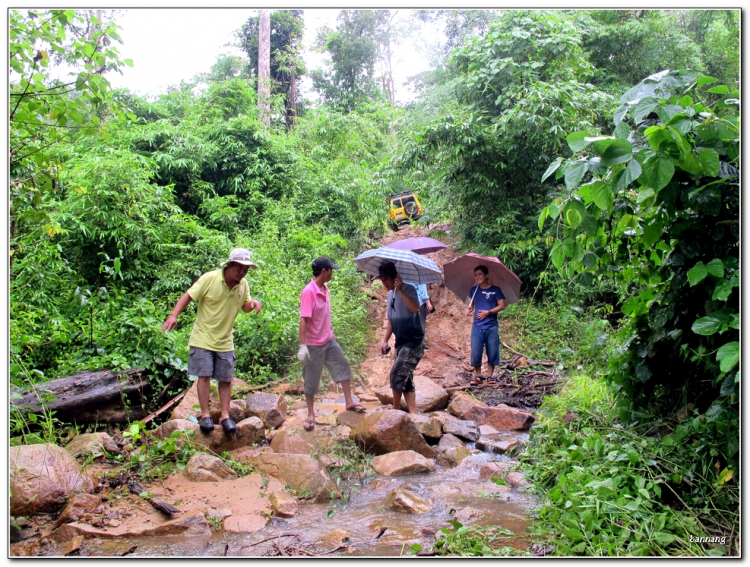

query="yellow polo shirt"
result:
[187,268,251,352]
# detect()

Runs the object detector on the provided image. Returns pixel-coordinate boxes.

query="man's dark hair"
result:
[378,261,398,280]
[474,265,489,275]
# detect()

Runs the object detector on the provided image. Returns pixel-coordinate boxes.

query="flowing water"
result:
[78,397,539,557]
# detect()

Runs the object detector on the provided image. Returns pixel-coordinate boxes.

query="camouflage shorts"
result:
[389,341,425,393]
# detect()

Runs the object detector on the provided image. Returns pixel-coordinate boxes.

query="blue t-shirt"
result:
[405,282,429,306]
[468,285,505,329]
[387,283,424,348]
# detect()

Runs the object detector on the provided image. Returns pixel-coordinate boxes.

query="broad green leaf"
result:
[696,76,718,87]
[613,103,629,125]
[641,156,674,191]
[706,258,724,278]
[615,159,642,191]
[542,157,563,182]
[717,468,734,485]
[699,149,720,176]
[636,188,655,204]
[615,214,636,234]
[614,121,630,140]
[591,181,613,211]
[538,206,550,231]
[564,160,588,191]
[679,152,702,175]
[566,131,590,152]
[696,122,739,141]
[712,275,738,301]
[565,209,582,229]
[687,262,708,286]
[691,316,721,336]
[716,342,739,372]
[632,96,657,123]
[551,242,565,269]
[581,215,598,236]
[600,139,633,166]
[124,58,134,67]
[706,85,730,94]
[562,238,575,257]
[582,252,598,269]
[654,532,677,547]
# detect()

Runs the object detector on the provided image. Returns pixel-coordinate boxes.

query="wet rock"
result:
[349,410,437,459]
[269,429,313,455]
[483,405,535,431]
[475,437,519,455]
[248,453,341,503]
[427,411,459,427]
[374,376,449,413]
[209,400,247,425]
[453,506,482,524]
[336,425,352,439]
[447,391,488,423]
[436,433,464,453]
[183,452,238,482]
[319,529,349,546]
[170,378,247,421]
[223,514,268,533]
[409,414,442,441]
[52,494,101,529]
[478,462,512,480]
[246,393,287,429]
[48,513,211,540]
[441,419,479,442]
[436,446,471,468]
[337,409,366,431]
[435,481,511,501]
[505,472,530,487]
[357,393,379,402]
[207,508,233,521]
[479,424,499,436]
[59,535,84,556]
[10,444,95,517]
[269,492,298,517]
[371,450,436,476]
[65,433,120,460]
[386,488,432,514]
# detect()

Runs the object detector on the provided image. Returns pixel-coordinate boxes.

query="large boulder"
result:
[442,419,480,442]
[386,488,432,513]
[248,453,340,503]
[370,451,435,476]
[183,452,238,482]
[65,433,120,460]
[170,378,248,421]
[154,417,265,453]
[208,401,247,426]
[408,414,442,441]
[446,391,489,423]
[347,410,437,459]
[245,393,287,429]
[483,405,535,431]
[52,494,101,529]
[269,429,313,454]
[10,444,95,516]
[374,376,449,413]
[269,492,298,517]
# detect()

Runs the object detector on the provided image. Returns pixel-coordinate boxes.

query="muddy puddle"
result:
[78,397,538,557]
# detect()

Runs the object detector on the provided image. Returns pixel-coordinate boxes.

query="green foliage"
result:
[123,423,198,481]
[520,373,736,556]
[430,521,523,556]
[541,70,739,478]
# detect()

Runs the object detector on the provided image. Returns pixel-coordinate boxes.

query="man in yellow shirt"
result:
[162,248,262,434]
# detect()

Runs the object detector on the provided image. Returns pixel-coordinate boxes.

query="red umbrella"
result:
[385,237,447,255]
[442,253,522,306]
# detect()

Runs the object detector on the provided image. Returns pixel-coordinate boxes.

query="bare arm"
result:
[476,298,507,321]
[394,276,420,314]
[299,317,309,344]
[242,299,262,314]
[162,292,193,332]
[381,319,393,354]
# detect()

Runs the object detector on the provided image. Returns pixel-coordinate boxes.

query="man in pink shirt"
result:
[297,257,364,431]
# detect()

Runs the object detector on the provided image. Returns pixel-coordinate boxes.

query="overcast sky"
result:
[105,8,437,104]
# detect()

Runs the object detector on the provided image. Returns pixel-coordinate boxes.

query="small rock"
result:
[246,393,287,428]
[269,492,298,517]
[442,419,479,442]
[436,446,471,468]
[223,514,268,533]
[336,425,352,439]
[436,434,464,453]
[59,535,84,556]
[475,437,518,455]
[357,393,379,402]
[319,529,349,546]
[317,455,351,470]
[65,433,120,459]
[371,451,435,476]
[386,487,432,514]
[453,506,482,524]
[505,472,530,487]
[183,452,238,482]
[409,414,442,440]
[479,462,512,480]
[53,493,101,529]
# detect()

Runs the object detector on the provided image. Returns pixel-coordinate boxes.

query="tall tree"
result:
[257,10,271,126]
[239,10,305,128]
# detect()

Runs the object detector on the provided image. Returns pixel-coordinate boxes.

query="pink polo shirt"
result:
[300,279,333,346]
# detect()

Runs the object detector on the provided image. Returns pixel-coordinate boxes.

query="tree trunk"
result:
[11,368,153,424]
[285,72,297,130]
[258,10,271,127]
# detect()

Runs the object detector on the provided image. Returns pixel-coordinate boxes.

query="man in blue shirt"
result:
[465,265,506,385]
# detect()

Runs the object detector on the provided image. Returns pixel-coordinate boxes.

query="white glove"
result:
[297,344,309,363]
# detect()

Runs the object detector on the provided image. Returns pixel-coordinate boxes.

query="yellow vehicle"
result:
[388,191,423,226]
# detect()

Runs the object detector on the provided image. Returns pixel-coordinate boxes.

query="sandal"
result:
[469,378,484,386]
[219,417,236,434]
[303,418,315,431]
[199,416,214,433]
[346,403,366,414]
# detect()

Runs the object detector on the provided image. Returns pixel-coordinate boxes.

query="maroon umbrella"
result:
[442,253,522,305]
[385,237,447,255]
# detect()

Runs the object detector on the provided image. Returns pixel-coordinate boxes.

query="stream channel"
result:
[83,397,539,557]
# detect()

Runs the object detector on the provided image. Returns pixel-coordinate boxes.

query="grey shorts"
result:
[188,347,235,382]
[302,338,351,396]
[390,341,424,393]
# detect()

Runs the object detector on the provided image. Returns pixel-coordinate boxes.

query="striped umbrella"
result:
[353,247,443,284]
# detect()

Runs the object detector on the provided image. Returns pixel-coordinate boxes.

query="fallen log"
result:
[10,368,152,424]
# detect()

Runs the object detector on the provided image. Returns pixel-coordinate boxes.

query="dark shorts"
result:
[302,338,352,396]
[188,347,235,382]
[390,341,425,393]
